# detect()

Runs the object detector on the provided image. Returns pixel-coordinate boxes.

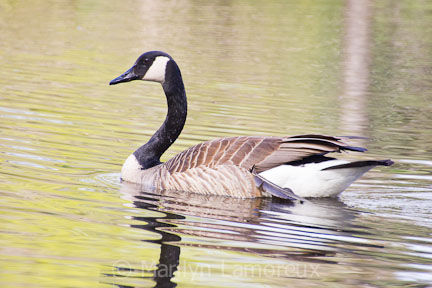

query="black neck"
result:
[134,61,187,169]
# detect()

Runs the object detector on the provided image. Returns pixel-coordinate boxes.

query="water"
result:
[1,0,431,287]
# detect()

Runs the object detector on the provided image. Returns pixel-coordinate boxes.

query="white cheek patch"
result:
[143,56,170,83]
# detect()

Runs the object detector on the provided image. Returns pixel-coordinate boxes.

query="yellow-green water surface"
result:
[1,1,432,287]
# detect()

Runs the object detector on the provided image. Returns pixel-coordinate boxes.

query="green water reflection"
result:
[0,0,431,287]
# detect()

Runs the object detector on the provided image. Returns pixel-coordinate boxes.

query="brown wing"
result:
[164,134,366,174]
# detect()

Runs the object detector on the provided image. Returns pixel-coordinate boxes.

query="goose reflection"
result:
[108,183,379,287]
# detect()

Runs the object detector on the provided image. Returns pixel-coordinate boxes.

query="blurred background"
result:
[0,0,431,287]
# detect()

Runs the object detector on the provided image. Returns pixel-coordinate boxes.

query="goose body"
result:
[110,51,393,199]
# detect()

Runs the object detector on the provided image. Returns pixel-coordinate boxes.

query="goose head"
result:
[110,51,172,85]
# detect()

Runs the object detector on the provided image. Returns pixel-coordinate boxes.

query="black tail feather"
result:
[322,159,394,171]
[342,146,368,153]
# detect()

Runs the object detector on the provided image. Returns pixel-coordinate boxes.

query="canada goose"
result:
[110,51,393,200]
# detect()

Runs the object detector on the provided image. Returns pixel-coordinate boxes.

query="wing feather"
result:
[165,135,365,174]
